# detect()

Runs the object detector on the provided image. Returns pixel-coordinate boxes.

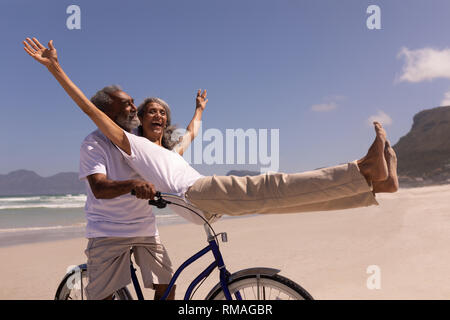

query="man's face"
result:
[107,90,140,131]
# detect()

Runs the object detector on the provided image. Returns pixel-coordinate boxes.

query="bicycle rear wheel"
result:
[207,274,313,300]
[55,264,132,300]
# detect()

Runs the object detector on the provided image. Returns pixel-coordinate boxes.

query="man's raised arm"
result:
[23,37,132,155]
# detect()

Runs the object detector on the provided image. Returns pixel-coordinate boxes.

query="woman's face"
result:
[140,102,168,142]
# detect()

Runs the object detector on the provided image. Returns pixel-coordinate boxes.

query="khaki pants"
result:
[84,236,173,300]
[185,161,378,216]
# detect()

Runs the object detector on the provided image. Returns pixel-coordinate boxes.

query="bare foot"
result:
[372,141,399,193]
[357,122,389,183]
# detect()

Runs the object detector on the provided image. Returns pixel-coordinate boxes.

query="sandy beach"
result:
[1,185,450,300]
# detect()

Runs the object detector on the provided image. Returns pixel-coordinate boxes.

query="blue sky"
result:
[2,0,450,177]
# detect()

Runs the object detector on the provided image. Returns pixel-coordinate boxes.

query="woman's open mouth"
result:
[150,121,163,131]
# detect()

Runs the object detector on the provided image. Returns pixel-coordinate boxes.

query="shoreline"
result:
[0,212,253,248]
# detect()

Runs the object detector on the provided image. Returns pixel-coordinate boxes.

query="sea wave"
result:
[0,223,87,233]
[0,213,184,234]
[0,204,85,209]
[0,194,87,210]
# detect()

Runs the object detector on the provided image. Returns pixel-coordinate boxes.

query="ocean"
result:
[0,194,187,247]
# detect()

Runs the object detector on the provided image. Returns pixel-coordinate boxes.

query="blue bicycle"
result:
[55,192,313,300]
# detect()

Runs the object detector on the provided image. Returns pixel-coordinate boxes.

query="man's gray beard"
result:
[116,114,140,131]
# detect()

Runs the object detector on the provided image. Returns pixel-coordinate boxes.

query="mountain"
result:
[393,105,450,187]
[0,170,85,196]
[226,170,260,177]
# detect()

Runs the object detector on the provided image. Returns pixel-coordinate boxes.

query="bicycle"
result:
[55,192,314,300]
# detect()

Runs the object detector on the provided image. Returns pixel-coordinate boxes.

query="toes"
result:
[374,124,386,137]
[373,121,384,131]
[390,148,397,161]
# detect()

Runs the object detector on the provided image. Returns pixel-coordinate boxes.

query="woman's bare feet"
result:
[372,141,399,193]
[357,122,389,183]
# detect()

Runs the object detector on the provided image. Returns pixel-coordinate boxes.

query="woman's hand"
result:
[176,89,208,156]
[23,37,58,67]
[196,89,208,111]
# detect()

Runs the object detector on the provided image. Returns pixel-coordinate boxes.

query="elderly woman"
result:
[23,38,398,223]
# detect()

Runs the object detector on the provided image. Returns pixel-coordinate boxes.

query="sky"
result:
[2,0,450,177]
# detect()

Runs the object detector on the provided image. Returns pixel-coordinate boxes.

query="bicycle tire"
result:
[55,265,133,300]
[207,273,313,300]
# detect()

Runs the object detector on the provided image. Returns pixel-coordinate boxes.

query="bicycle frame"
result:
[129,227,235,300]
[127,192,242,300]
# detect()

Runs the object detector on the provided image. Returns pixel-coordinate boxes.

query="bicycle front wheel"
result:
[55,264,132,300]
[207,273,313,300]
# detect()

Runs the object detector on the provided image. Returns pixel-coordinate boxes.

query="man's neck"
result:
[117,123,132,133]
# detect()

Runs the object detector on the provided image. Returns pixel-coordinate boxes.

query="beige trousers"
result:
[84,236,173,300]
[185,161,378,216]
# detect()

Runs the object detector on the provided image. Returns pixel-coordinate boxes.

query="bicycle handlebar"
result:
[130,189,167,208]
[130,189,222,244]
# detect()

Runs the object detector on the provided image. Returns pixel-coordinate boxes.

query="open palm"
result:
[196,89,208,111]
[23,37,58,67]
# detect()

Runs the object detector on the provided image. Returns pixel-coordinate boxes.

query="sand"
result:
[1,185,450,300]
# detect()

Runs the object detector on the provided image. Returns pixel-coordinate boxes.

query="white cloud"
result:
[368,110,393,127]
[441,90,450,106]
[311,95,345,112]
[397,47,450,83]
[311,102,337,112]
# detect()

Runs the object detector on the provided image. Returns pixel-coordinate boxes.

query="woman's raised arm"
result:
[176,89,208,156]
[23,37,131,155]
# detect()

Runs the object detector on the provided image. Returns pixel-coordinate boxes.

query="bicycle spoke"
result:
[212,275,311,300]
[250,286,255,299]
[257,278,260,300]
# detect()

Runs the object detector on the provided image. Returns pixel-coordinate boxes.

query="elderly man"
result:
[79,86,175,300]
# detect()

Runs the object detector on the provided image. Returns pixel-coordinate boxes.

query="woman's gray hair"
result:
[137,97,178,150]
[90,85,123,112]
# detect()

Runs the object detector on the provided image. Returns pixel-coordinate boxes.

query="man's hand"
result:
[131,180,157,200]
[87,174,156,200]
[196,89,208,111]
[23,37,58,67]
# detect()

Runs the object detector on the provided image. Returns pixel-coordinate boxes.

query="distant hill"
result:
[0,170,85,196]
[393,105,450,187]
[226,170,260,177]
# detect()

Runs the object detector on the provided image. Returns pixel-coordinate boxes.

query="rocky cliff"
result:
[393,106,450,187]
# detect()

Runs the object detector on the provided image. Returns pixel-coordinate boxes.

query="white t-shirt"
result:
[117,130,206,224]
[79,130,157,238]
